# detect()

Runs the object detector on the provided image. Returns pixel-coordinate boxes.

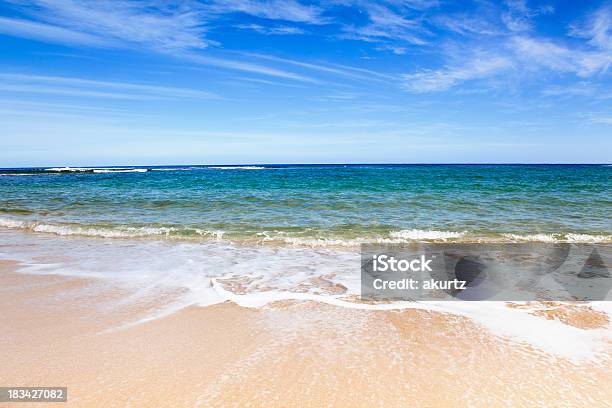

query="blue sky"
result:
[0,0,610,165]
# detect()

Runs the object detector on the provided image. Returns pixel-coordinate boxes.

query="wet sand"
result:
[1,260,611,407]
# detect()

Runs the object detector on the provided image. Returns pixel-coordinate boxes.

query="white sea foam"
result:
[389,229,465,240]
[1,228,610,361]
[0,225,465,246]
[209,166,265,170]
[217,288,610,360]
[504,233,612,243]
[565,233,612,242]
[92,168,147,173]
[1,217,609,245]
[45,167,92,172]
[0,218,28,229]
[0,217,223,239]
[255,229,466,248]
[44,167,147,173]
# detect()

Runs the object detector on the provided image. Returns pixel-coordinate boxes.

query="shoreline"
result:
[1,217,611,248]
[2,259,612,407]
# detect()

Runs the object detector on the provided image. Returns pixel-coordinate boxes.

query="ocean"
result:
[1,164,610,244]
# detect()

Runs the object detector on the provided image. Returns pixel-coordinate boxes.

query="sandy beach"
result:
[2,259,611,407]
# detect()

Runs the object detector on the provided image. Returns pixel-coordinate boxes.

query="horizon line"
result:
[1,162,611,169]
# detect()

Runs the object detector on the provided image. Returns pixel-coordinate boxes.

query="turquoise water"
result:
[0,164,610,244]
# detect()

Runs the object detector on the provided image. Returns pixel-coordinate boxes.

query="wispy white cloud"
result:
[403,31,612,93]
[314,91,362,102]
[388,0,440,11]
[234,24,306,35]
[341,23,428,46]
[510,35,612,77]
[0,1,328,82]
[0,98,152,118]
[366,2,421,28]
[434,13,503,36]
[339,1,430,46]
[510,36,576,71]
[9,0,213,50]
[435,0,553,37]
[0,73,219,100]
[542,82,598,97]
[242,53,394,83]
[0,16,108,46]
[181,53,321,83]
[402,54,512,92]
[0,83,163,100]
[402,0,612,93]
[208,0,327,24]
[501,0,535,32]
[0,0,385,84]
[570,3,612,50]
[580,112,612,125]
[542,82,612,100]
[522,8,610,78]
[325,62,396,81]
[229,76,307,88]
[376,44,407,54]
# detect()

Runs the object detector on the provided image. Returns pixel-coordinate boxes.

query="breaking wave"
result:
[0,217,609,245]
[45,167,147,173]
[0,218,223,240]
[503,233,612,243]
